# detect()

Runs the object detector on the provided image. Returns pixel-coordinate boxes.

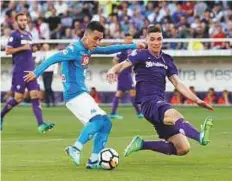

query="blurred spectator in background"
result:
[211,24,226,49]
[37,17,50,39]
[204,88,216,104]
[188,31,204,50]
[90,87,101,104]
[0,1,231,49]
[35,43,57,107]
[28,19,39,40]
[1,27,11,50]
[194,1,207,17]
[217,90,230,105]
[54,0,68,16]
[46,7,61,39]
[185,86,197,104]
[170,89,182,104]
[29,1,42,21]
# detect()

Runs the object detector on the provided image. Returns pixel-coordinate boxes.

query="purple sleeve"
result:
[116,52,123,61]
[7,32,18,48]
[167,57,178,77]
[127,50,141,65]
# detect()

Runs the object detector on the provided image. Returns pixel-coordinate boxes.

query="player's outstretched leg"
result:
[1,98,20,130]
[31,98,55,133]
[124,136,177,157]
[174,116,213,145]
[110,97,124,120]
[199,116,214,145]
[86,115,112,169]
[65,115,105,166]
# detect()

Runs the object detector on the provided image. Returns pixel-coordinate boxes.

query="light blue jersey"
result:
[34,40,137,102]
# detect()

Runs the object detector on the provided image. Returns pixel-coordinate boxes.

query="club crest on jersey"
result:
[81,55,91,66]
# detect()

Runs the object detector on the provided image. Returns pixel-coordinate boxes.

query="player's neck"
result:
[148,50,161,57]
[18,28,26,34]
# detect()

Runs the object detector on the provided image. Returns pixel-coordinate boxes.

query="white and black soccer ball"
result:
[98,148,119,170]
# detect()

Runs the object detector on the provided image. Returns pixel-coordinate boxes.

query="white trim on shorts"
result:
[66,92,106,125]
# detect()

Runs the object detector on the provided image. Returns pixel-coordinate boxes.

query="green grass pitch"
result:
[1,106,232,181]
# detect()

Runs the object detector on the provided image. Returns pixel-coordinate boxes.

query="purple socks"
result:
[1,98,18,120]
[175,118,200,142]
[142,140,177,155]
[31,99,44,125]
[111,97,119,114]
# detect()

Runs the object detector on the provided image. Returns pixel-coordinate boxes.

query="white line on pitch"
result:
[1,135,156,144]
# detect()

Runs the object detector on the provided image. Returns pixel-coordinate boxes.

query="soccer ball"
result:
[98,148,119,170]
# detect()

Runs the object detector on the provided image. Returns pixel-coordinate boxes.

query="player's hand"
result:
[23,71,36,82]
[22,43,31,50]
[136,42,147,49]
[196,99,214,111]
[106,69,118,84]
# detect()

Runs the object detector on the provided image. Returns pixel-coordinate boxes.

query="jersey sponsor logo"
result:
[61,74,66,82]
[145,61,168,69]
[81,55,91,66]
[21,40,32,45]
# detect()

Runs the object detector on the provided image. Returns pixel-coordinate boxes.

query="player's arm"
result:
[168,75,214,110]
[106,60,132,83]
[6,32,31,55]
[112,55,120,65]
[6,44,31,55]
[92,42,145,54]
[24,46,76,82]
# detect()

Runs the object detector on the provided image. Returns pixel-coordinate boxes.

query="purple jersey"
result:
[116,49,134,91]
[7,30,34,73]
[128,49,178,103]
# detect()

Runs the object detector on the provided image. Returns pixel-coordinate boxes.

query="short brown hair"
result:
[15,12,27,21]
[147,25,162,34]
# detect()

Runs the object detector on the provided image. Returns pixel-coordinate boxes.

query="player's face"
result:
[146,32,163,53]
[17,15,28,31]
[87,30,104,50]
[124,36,133,44]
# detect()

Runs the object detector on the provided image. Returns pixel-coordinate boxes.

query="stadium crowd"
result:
[1,1,231,105]
[1,0,232,50]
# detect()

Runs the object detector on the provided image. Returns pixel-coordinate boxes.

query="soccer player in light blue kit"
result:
[24,21,145,169]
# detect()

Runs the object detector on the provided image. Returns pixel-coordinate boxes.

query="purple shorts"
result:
[141,98,179,140]
[117,75,133,91]
[117,82,134,91]
[11,72,39,93]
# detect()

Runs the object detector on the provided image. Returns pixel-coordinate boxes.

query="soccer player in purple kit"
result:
[106,25,214,158]
[0,13,55,133]
[110,33,143,120]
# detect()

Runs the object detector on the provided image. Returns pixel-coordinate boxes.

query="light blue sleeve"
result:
[92,43,137,54]
[34,45,77,77]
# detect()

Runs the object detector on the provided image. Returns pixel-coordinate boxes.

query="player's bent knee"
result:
[14,94,24,103]
[29,90,39,99]
[163,109,184,125]
[115,91,123,97]
[177,146,190,156]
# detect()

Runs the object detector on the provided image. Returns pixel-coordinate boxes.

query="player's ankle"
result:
[73,141,83,151]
